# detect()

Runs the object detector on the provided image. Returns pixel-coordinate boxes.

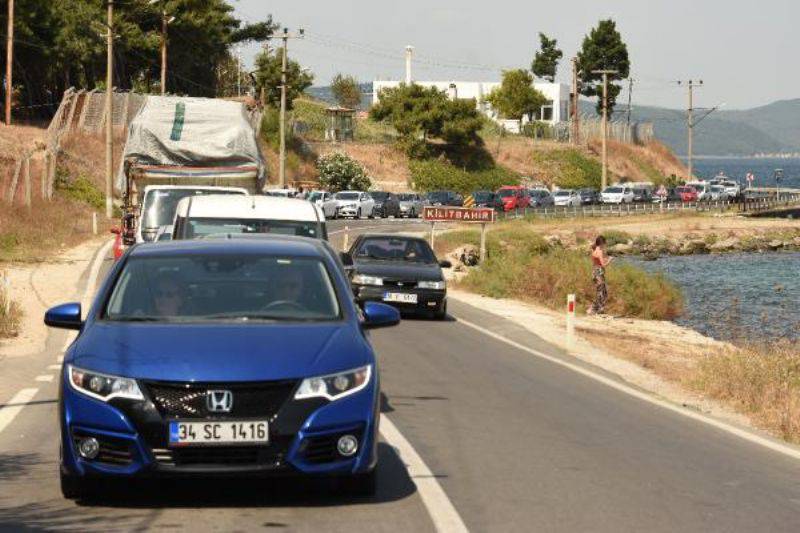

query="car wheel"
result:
[340,469,377,497]
[433,301,447,320]
[357,208,362,219]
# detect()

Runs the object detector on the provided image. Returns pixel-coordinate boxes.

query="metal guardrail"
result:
[493,194,800,220]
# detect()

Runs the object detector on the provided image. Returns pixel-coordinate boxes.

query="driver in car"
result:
[271,268,306,307]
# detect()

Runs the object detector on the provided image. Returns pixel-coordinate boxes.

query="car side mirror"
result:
[44,302,83,330]
[439,260,452,268]
[362,302,400,329]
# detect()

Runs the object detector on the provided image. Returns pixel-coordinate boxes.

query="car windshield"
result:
[308,192,324,202]
[428,192,449,201]
[497,189,516,198]
[335,192,360,200]
[355,237,436,263]
[398,194,416,201]
[604,187,623,193]
[473,191,493,201]
[371,192,389,201]
[185,218,320,239]
[554,191,571,197]
[142,189,244,231]
[676,187,692,193]
[105,254,340,322]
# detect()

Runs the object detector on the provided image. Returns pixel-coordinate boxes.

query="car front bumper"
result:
[60,371,379,479]
[337,206,362,217]
[353,284,446,314]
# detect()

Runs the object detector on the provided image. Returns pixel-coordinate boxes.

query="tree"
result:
[484,69,547,128]
[369,83,483,155]
[576,19,630,115]
[254,47,314,110]
[330,74,362,109]
[531,33,562,82]
[317,152,371,192]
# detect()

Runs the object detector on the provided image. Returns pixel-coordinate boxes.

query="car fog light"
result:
[78,437,100,459]
[337,435,358,457]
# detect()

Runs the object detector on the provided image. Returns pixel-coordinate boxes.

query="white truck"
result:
[116,96,265,247]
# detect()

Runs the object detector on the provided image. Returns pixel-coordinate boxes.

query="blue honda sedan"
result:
[45,237,400,499]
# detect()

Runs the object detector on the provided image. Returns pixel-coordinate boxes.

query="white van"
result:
[171,195,328,241]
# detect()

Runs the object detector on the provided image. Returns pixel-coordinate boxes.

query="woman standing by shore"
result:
[588,236,613,315]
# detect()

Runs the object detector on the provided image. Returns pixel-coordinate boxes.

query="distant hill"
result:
[307,83,800,156]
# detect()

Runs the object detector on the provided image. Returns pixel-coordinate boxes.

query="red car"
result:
[674,186,699,203]
[495,186,530,211]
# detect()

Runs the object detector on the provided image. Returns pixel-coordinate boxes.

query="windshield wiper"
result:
[197,312,289,321]
[106,316,166,322]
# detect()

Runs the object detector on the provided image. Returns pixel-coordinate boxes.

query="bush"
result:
[532,148,601,189]
[55,173,104,210]
[317,152,371,192]
[601,230,632,247]
[409,159,519,194]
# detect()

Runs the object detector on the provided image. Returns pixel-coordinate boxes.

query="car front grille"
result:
[144,380,298,419]
[382,279,418,289]
[151,445,284,468]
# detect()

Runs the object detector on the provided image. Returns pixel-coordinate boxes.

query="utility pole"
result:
[105,0,114,219]
[270,27,304,188]
[678,80,702,180]
[592,69,618,191]
[149,0,173,95]
[571,57,579,145]
[405,45,414,85]
[5,0,13,125]
[626,77,634,128]
[236,45,242,97]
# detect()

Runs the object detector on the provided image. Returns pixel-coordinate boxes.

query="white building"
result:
[372,80,571,131]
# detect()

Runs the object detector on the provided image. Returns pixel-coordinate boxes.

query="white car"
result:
[716,180,741,198]
[326,191,375,219]
[687,182,711,201]
[709,185,730,201]
[172,194,328,240]
[308,190,333,208]
[552,189,582,207]
[601,186,635,204]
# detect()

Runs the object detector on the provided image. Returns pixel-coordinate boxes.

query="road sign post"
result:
[423,206,496,261]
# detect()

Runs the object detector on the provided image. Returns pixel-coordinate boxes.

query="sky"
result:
[232,0,797,111]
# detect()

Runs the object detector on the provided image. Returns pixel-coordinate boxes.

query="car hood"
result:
[353,260,442,281]
[70,322,369,382]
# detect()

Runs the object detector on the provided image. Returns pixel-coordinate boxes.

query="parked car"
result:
[709,185,730,201]
[495,186,530,211]
[552,189,582,207]
[674,185,699,202]
[327,191,376,219]
[345,234,451,319]
[370,191,401,218]
[397,193,424,218]
[47,237,399,499]
[631,188,652,203]
[715,180,741,198]
[263,188,298,198]
[471,190,497,208]
[578,188,599,205]
[601,186,635,204]
[426,190,463,207]
[171,195,328,240]
[308,190,333,208]
[687,182,711,201]
[528,188,554,207]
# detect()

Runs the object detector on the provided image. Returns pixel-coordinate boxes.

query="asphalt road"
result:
[2,218,800,532]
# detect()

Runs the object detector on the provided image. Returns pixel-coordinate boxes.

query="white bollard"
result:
[566,293,576,347]
[342,226,350,252]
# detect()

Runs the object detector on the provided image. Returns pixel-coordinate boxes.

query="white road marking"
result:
[35,375,54,383]
[456,316,800,462]
[0,388,38,435]
[56,355,64,363]
[47,364,61,370]
[380,414,468,533]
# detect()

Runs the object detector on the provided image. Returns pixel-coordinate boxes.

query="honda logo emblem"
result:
[206,390,233,413]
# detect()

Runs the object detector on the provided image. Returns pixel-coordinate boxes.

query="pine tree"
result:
[531,33,563,83]
[576,19,630,115]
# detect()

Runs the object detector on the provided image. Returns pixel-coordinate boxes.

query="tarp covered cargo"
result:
[115,95,265,191]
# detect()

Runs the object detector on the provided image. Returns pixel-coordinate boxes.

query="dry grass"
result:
[693,343,800,442]
[593,139,688,183]
[313,142,411,189]
[0,124,46,158]
[0,275,22,338]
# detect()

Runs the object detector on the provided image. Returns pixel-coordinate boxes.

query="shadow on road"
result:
[72,443,415,509]
[0,452,41,482]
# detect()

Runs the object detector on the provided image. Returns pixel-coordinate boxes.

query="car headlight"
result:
[67,365,144,402]
[351,274,383,286]
[294,366,371,401]
[418,280,446,290]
